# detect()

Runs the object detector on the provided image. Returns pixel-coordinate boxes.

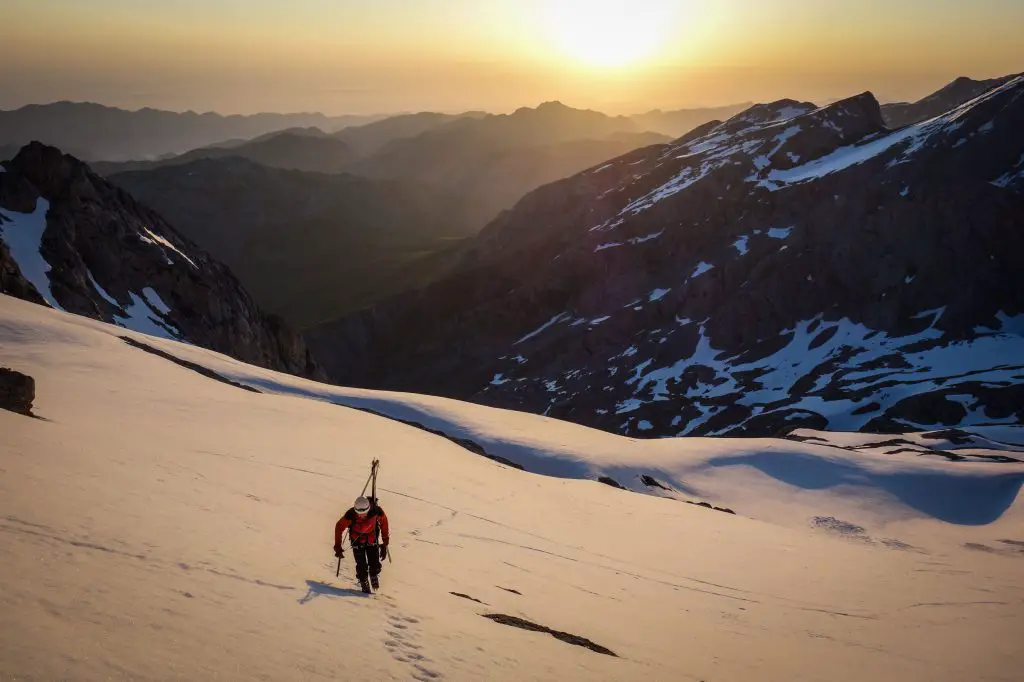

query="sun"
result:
[545,0,678,69]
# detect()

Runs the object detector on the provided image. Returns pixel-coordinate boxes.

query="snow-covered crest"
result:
[589,76,1023,231]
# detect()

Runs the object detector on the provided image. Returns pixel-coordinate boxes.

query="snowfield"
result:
[2,294,1023,681]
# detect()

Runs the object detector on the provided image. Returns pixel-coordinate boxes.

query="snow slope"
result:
[2,294,1023,681]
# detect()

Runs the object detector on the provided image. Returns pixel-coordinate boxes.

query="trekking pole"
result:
[335,529,347,577]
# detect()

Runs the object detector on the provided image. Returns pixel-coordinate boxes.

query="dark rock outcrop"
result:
[0,238,46,305]
[597,476,626,489]
[482,614,617,657]
[308,76,1024,438]
[0,143,324,380]
[0,368,35,416]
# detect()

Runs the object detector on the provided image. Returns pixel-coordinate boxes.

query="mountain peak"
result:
[12,141,100,204]
[513,101,583,118]
[807,91,886,134]
[0,144,324,380]
[883,71,1022,127]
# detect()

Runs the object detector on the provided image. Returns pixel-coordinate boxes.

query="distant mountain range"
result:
[630,103,754,137]
[93,130,359,176]
[0,100,737,165]
[100,103,672,232]
[346,102,672,227]
[307,73,1024,438]
[5,78,1017,166]
[99,104,677,328]
[0,102,383,161]
[109,158,472,328]
[88,115,495,176]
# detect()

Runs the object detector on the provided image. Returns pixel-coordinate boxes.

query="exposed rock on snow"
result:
[687,501,737,515]
[784,428,1024,464]
[450,592,487,604]
[482,614,617,657]
[0,235,46,306]
[0,367,34,415]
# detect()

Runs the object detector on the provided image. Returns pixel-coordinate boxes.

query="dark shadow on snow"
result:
[120,336,262,393]
[298,580,369,604]
[706,452,1024,525]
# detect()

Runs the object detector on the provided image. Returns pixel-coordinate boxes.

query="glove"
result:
[334,545,344,558]
[379,545,388,561]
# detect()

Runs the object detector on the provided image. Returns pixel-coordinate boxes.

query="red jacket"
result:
[335,506,389,548]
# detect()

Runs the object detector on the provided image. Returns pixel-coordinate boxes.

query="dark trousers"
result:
[352,543,381,581]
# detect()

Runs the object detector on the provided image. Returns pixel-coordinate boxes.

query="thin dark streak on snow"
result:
[903,601,1011,609]
[0,522,150,561]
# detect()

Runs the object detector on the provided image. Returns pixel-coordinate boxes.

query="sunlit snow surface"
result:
[2,295,1023,682]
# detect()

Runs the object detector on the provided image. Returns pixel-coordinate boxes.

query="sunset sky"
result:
[3,0,1022,115]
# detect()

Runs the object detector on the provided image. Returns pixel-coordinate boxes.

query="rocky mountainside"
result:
[0,143,323,380]
[308,76,1024,438]
[0,102,380,162]
[109,158,472,328]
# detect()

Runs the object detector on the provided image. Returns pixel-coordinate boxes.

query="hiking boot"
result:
[370,574,380,590]
[359,578,372,594]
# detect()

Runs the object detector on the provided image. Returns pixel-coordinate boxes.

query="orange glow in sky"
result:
[1,0,1022,114]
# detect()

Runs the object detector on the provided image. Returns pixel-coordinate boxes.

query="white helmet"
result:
[354,496,371,513]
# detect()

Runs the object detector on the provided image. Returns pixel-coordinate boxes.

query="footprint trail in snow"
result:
[379,598,444,681]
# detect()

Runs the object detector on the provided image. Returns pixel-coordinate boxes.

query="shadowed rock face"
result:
[0,143,324,381]
[0,367,34,416]
[308,78,1024,438]
[107,157,474,328]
